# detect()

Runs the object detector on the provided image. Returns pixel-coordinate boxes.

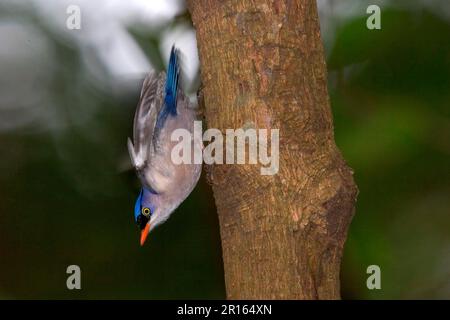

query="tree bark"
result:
[187,0,358,299]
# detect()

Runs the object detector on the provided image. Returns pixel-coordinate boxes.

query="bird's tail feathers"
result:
[164,46,180,116]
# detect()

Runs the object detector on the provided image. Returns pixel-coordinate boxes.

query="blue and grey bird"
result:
[128,46,202,245]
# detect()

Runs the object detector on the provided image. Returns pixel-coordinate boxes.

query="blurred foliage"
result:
[0,1,449,299]
[0,2,224,299]
[328,7,450,299]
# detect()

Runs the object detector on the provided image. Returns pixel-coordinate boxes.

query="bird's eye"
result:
[142,207,151,217]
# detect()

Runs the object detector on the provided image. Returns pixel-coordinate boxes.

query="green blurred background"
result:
[0,0,448,299]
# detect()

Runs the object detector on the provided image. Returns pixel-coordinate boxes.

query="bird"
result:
[127,46,202,246]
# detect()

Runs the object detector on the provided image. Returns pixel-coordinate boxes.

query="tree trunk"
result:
[187,0,358,299]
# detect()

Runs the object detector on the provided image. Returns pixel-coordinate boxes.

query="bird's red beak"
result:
[140,223,150,246]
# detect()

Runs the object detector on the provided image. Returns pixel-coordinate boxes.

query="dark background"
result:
[0,0,448,299]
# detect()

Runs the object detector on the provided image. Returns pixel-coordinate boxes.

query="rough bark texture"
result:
[187,0,358,299]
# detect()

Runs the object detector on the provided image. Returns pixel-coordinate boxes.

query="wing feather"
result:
[128,72,165,171]
[128,46,185,193]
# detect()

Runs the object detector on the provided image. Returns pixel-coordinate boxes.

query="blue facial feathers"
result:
[134,188,144,221]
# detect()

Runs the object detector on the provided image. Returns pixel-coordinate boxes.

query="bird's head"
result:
[134,187,156,246]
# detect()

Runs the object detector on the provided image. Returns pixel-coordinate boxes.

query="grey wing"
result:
[127,72,165,187]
